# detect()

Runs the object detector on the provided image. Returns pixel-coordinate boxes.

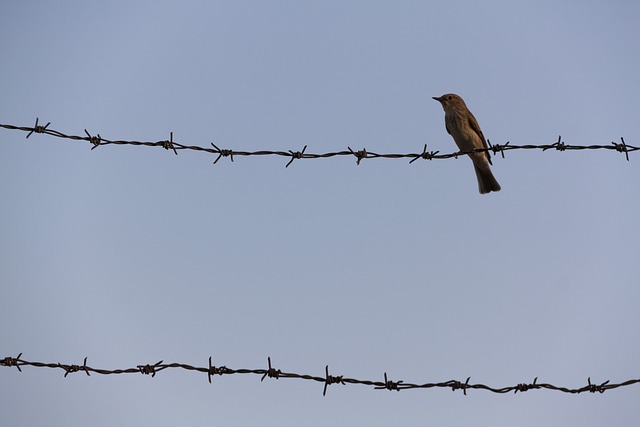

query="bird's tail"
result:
[474,164,501,194]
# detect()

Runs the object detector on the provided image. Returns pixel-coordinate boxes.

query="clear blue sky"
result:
[1,1,639,426]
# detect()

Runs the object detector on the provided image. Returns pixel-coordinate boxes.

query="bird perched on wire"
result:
[433,93,501,194]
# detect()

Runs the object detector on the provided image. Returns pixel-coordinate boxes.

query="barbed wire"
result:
[2,353,638,396]
[1,121,638,396]
[0,119,635,165]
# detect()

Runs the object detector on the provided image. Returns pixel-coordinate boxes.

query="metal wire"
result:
[1,120,637,397]
[2,353,636,396]
[1,119,635,165]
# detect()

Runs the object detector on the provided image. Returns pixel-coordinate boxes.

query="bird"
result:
[433,93,501,194]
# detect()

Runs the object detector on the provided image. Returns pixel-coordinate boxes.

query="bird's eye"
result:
[447,95,453,100]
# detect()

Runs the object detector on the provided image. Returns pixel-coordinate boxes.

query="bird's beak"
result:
[432,96,442,102]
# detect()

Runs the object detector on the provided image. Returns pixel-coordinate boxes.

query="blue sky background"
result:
[1,1,639,425]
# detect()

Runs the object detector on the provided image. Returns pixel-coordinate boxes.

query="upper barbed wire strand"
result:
[1,120,634,165]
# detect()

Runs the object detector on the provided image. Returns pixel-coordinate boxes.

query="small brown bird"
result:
[433,93,501,194]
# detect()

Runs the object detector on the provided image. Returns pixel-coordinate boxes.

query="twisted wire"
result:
[1,120,635,165]
[2,354,635,396]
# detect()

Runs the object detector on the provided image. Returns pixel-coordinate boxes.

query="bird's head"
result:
[432,93,467,110]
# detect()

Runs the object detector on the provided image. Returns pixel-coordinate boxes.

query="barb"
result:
[260,356,281,382]
[25,117,50,139]
[323,365,345,396]
[61,357,91,377]
[163,132,178,155]
[1,121,637,164]
[2,354,638,397]
[286,145,307,167]
[375,372,402,391]
[138,360,164,377]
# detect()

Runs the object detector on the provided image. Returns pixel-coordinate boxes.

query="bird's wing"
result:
[467,112,492,165]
